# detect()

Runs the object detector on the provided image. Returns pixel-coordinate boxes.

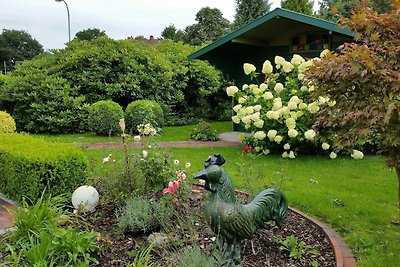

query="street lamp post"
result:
[55,0,71,42]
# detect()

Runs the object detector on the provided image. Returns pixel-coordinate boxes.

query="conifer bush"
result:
[0,111,16,133]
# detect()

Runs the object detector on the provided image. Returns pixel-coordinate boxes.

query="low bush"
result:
[0,134,88,202]
[125,100,164,134]
[116,196,169,234]
[1,194,100,266]
[189,121,220,141]
[0,110,16,133]
[88,100,124,136]
[176,246,217,267]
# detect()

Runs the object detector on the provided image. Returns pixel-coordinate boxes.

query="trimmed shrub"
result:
[0,134,88,202]
[0,111,16,133]
[88,100,124,136]
[189,121,220,141]
[125,100,164,134]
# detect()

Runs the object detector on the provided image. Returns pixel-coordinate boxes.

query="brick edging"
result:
[83,140,243,149]
[289,207,357,267]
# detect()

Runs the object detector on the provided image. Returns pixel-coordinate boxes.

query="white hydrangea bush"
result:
[226,52,348,159]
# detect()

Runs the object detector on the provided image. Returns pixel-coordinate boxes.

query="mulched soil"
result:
[87,186,335,267]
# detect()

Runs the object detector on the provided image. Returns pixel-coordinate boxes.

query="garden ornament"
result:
[194,154,288,266]
[71,185,99,212]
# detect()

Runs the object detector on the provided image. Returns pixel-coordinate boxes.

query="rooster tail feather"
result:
[245,189,288,228]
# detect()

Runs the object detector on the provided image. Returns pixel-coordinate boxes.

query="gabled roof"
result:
[188,8,354,60]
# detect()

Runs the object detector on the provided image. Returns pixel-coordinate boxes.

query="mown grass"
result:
[32,121,232,144]
[85,146,400,267]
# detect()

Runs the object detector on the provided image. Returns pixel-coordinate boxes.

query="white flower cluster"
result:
[226,54,345,159]
[137,123,157,136]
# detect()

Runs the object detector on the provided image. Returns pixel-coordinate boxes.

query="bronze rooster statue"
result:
[194,154,288,266]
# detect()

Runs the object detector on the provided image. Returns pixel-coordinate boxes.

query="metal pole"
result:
[56,0,71,42]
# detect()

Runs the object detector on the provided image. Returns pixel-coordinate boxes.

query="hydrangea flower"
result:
[307,102,320,113]
[226,86,239,96]
[284,143,291,150]
[238,97,246,104]
[274,135,283,144]
[322,143,330,150]
[291,54,305,65]
[232,116,240,124]
[267,129,278,140]
[233,104,242,112]
[285,118,296,129]
[330,152,337,159]
[351,150,364,160]
[243,63,256,75]
[288,129,298,138]
[254,120,264,128]
[254,131,266,140]
[274,83,284,94]
[263,92,273,100]
[274,56,285,67]
[254,105,262,112]
[304,129,316,140]
[262,60,273,74]
[282,61,294,73]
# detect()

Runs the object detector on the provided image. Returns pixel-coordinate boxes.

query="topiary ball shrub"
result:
[0,111,16,133]
[125,100,164,134]
[189,121,220,141]
[88,100,124,136]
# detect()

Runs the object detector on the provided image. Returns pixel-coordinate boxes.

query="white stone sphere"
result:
[71,186,99,212]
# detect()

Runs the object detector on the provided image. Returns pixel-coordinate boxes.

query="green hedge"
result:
[125,100,164,134]
[0,134,88,202]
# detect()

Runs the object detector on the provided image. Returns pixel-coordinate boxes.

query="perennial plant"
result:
[227,53,338,158]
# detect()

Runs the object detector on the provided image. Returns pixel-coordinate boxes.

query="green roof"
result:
[188,8,354,60]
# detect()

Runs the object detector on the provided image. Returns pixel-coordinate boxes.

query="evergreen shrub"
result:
[189,121,220,141]
[125,100,164,134]
[0,134,88,202]
[88,100,124,136]
[0,111,16,133]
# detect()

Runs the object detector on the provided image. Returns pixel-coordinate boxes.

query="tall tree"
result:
[233,0,271,29]
[309,1,400,207]
[161,24,185,42]
[281,0,314,15]
[318,0,393,22]
[183,7,230,46]
[0,29,43,74]
[74,28,107,41]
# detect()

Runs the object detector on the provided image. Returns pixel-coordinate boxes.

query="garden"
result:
[0,3,400,267]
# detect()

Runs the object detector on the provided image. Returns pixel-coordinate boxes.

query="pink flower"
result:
[162,188,169,195]
[172,197,178,203]
[176,170,186,183]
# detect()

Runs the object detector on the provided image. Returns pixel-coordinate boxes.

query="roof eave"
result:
[188,8,354,61]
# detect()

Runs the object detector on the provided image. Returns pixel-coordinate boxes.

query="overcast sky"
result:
[1,0,319,50]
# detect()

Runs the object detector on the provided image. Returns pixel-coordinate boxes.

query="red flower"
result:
[243,146,251,153]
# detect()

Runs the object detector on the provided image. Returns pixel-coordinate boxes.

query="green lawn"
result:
[85,146,400,267]
[32,121,232,144]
